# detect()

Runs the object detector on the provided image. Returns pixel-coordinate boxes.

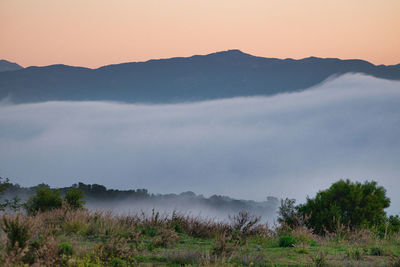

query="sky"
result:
[1,0,400,68]
[1,74,400,213]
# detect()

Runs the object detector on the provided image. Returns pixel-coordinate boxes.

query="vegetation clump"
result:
[1,214,31,250]
[25,185,63,214]
[0,178,398,266]
[64,187,86,209]
[278,179,391,235]
[278,235,297,247]
[25,185,86,214]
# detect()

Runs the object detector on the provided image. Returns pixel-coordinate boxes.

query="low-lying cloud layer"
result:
[1,74,400,213]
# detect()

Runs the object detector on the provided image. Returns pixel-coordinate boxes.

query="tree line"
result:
[1,177,399,237]
[0,179,279,218]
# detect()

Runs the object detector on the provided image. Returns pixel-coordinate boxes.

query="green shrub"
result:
[309,239,318,247]
[387,215,400,235]
[1,214,31,249]
[297,180,390,235]
[58,241,74,256]
[0,177,10,211]
[354,248,362,260]
[4,196,23,212]
[25,185,62,214]
[377,215,400,238]
[278,235,296,247]
[142,226,157,237]
[170,212,185,234]
[64,187,85,209]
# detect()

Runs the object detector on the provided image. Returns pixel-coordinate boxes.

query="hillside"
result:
[0,59,23,72]
[1,50,399,103]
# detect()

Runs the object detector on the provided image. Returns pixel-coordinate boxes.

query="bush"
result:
[297,180,390,235]
[58,242,73,256]
[1,214,31,249]
[64,187,85,209]
[25,185,62,214]
[230,210,261,236]
[376,214,400,238]
[0,177,11,211]
[387,215,400,235]
[278,235,296,247]
[4,196,23,212]
[278,198,301,229]
[369,246,383,256]
[141,226,157,237]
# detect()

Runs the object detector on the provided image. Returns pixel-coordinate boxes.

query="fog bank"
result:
[0,74,399,213]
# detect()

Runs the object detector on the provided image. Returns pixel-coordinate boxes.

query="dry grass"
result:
[0,207,398,266]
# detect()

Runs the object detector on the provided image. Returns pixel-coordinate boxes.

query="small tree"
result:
[0,177,9,194]
[297,179,390,235]
[64,187,85,209]
[25,185,62,214]
[0,177,10,211]
[278,198,301,229]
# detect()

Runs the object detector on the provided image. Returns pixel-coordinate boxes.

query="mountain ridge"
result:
[1,50,399,103]
[6,50,399,70]
[0,59,24,72]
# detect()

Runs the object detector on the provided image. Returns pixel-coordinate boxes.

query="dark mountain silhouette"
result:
[0,59,23,72]
[1,50,399,103]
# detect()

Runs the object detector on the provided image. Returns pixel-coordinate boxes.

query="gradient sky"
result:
[1,0,399,68]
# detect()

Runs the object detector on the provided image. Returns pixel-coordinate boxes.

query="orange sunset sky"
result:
[1,0,399,68]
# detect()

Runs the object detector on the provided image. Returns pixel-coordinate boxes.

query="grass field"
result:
[1,207,400,266]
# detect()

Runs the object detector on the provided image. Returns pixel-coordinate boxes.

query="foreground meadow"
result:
[1,207,400,266]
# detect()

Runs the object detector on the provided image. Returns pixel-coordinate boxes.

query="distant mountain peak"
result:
[223,49,246,54]
[0,59,23,72]
[210,49,250,56]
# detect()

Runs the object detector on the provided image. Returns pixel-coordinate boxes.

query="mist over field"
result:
[84,197,278,223]
[0,74,399,213]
